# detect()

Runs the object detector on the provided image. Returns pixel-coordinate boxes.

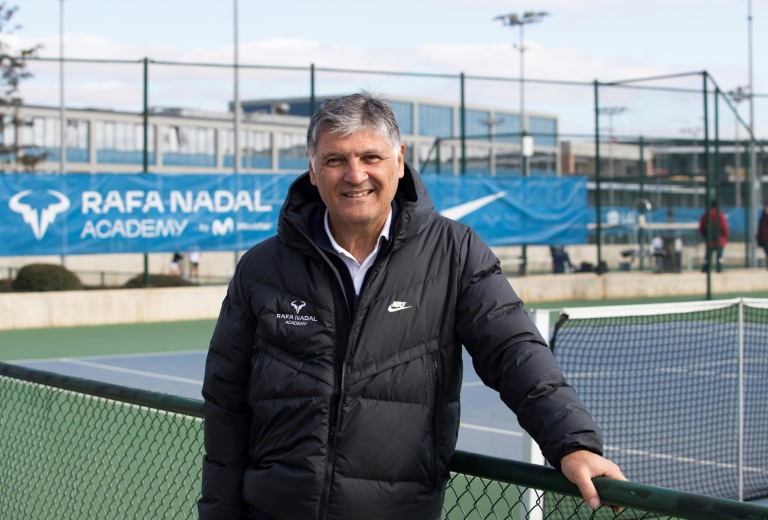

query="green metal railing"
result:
[1,361,767,519]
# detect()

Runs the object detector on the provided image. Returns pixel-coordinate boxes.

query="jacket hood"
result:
[277,162,436,252]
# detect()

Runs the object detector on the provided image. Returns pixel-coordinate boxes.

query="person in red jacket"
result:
[699,199,729,272]
[757,204,768,269]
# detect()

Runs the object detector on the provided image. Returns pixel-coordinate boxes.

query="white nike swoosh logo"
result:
[439,191,507,221]
[387,304,412,312]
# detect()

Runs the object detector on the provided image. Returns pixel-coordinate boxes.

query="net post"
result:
[738,298,745,501]
[521,309,548,520]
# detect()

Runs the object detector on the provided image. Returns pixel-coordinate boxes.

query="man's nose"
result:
[344,159,367,184]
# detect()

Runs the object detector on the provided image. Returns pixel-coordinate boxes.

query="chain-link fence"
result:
[6,55,768,281]
[2,361,767,519]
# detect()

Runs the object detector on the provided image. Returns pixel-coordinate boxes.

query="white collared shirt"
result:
[324,209,392,295]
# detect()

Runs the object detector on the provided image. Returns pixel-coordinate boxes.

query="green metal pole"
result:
[460,72,466,175]
[715,88,722,271]
[142,57,150,288]
[309,63,316,116]
[638,135,646,272]
[703,73,712,300]
[594,80,603,274]
[639,136,646,202]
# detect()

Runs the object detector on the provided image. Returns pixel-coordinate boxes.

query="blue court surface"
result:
[11,349,529,462]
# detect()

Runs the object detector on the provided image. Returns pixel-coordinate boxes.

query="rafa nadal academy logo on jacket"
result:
[8,190,70,240]
[277,300,318,327]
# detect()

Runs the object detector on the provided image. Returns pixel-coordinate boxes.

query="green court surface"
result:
[3,289,768,362]
[0,320,216,361]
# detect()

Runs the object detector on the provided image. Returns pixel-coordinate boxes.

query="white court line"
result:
[460,423,522,437]
[604,445,768,475]
[462,381,485,387]
[59,358,203,385]
[9,349,206,365]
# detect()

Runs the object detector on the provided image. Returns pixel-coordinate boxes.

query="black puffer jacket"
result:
[199,165,602,520]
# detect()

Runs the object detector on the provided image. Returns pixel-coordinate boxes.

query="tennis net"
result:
[549,297,768,501]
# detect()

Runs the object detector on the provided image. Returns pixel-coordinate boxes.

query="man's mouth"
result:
[344,190,373,198]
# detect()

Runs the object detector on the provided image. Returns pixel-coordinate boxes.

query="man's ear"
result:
[307,153,317,186]
[397,144,406,179]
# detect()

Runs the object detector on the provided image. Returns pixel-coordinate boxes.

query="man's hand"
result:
[560,450,627,511]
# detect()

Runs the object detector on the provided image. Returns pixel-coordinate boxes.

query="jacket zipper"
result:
[430,352,440,490]
[317,251,394,520]
[317,279,352,520]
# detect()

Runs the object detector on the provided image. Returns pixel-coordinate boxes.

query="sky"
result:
[7,0,768,136]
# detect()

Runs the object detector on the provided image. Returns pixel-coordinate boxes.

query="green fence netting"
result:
[1,361,767,520]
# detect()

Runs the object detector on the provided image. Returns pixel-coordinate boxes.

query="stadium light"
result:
[493,11,549,178]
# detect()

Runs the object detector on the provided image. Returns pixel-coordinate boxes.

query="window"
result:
[529,116,557,147]
[418,104,453,137]
[388,101,413,135]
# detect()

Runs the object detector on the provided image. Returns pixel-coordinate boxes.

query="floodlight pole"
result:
[494,11,549,178]
[495,11,549,276]
[480,117,504,176]
[59,0,65,174]
[234,0,241,174]
[747,0,759,268]
[729,87,749,208]
[598,107,627,208]
[681,126,703,208]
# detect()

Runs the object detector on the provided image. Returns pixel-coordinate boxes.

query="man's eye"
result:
[364,155,382,162]
[326,158,341,165]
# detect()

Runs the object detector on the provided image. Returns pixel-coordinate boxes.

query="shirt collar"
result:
[323,207,393,262]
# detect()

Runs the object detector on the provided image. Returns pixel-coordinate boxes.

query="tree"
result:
[0,2,43,172]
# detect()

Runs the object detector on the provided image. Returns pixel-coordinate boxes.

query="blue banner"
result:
[0,173,588,256]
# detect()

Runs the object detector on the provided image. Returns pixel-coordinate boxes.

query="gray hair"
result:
[306,91,402,159]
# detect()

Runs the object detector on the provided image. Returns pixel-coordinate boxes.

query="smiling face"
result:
[308,128,405,241]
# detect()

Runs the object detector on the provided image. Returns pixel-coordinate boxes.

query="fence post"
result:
[142,57,150,289]
[460,72,466,175]
[594,80,603,274]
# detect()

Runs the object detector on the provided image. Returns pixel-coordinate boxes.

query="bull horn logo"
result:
[291,300,306,314]
[8,190,71,241]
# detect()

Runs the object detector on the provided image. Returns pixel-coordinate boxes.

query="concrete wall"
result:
[0,286,226,330]
[2,269,766,330]
[508,269,768,303]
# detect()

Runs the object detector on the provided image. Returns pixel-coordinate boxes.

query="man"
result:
[698,199,729,272]
[757,204,768,269]
[550,245,573,274]
[199,92,624,520]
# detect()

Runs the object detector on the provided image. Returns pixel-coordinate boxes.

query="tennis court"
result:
[0,321,527,462]
[2,296,767,506]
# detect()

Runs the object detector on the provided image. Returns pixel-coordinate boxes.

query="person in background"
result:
[169,252,183,276]
[698,199,729,273]
[188,249,200,282]
[757,204,768,269]
[550,245,573,274]
[651,235,664,273]
[198,91,625,520]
